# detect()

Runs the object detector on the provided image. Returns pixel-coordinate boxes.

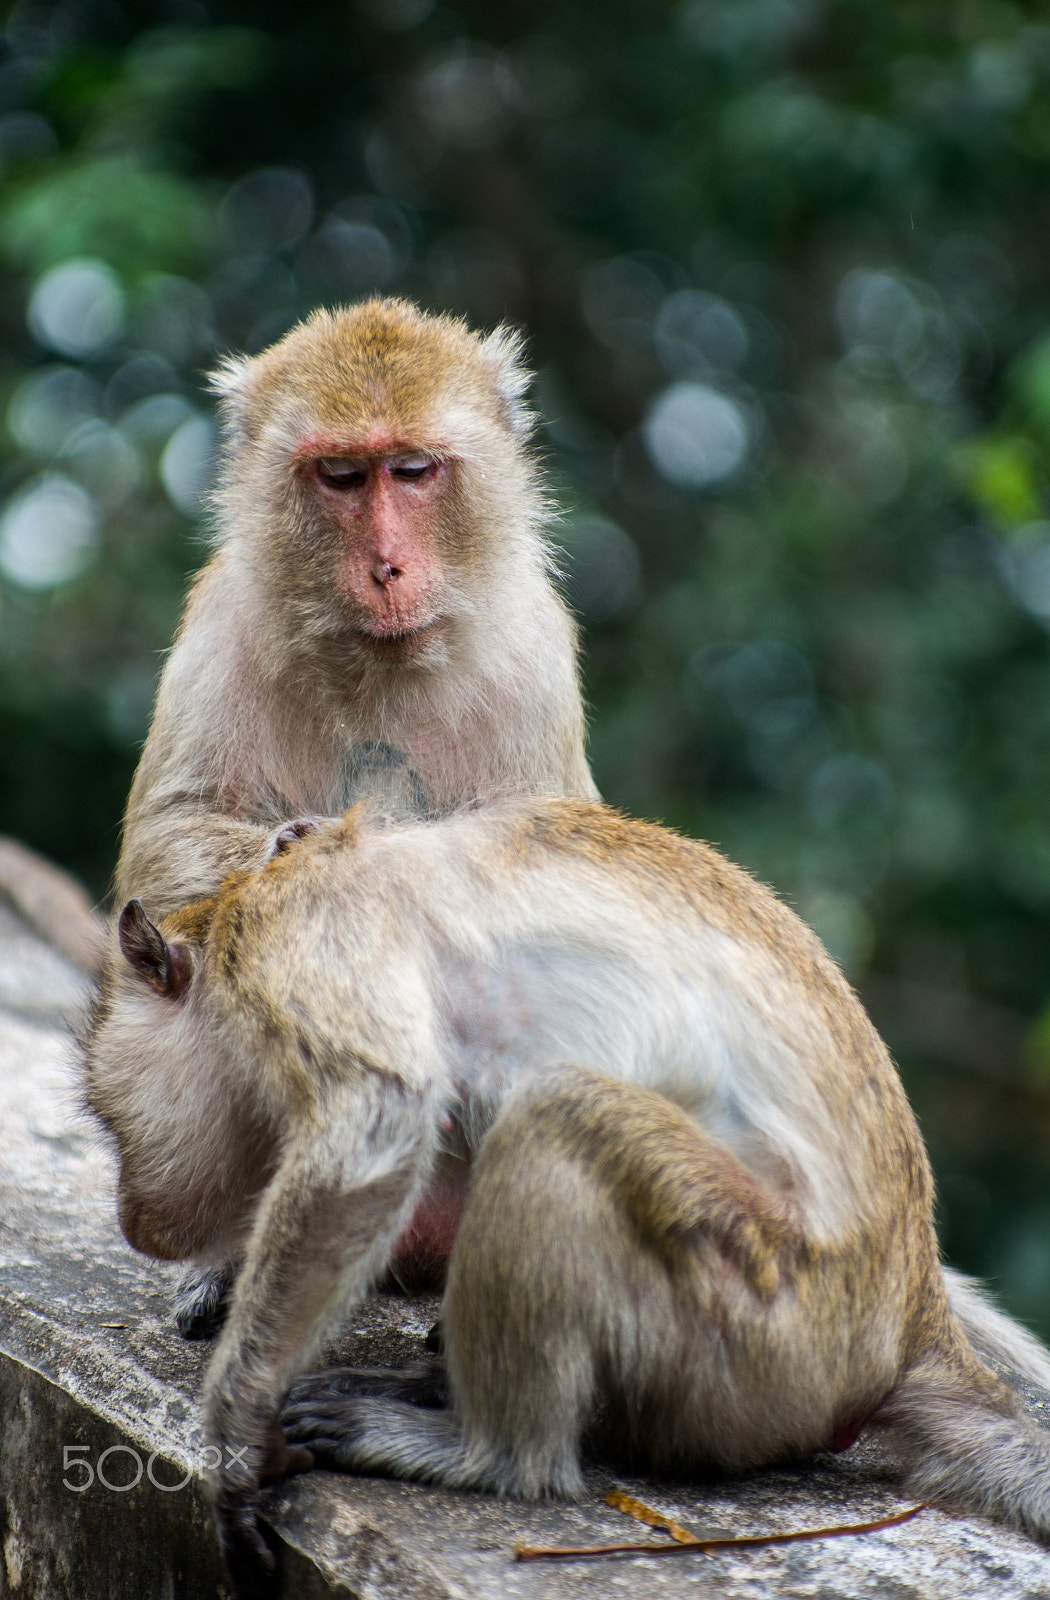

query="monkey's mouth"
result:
[361,618,443,649]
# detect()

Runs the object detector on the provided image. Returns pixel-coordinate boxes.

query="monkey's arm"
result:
[204,1070,439,1597]
[115,799,280,915]
[116,787,329,920]
[113,558,328,916]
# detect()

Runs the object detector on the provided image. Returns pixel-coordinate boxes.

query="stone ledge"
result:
[3,903,1050,1599]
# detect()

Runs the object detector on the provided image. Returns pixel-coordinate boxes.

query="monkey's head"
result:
[208,298,543,661]
[85,896,259,1262]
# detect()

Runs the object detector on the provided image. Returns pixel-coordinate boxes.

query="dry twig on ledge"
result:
[514,1490,929,1562]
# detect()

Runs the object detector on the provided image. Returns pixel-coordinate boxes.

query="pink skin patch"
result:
[391,1187,464,1267]
[828,1415,867,1453]
[389,1126,467,1287]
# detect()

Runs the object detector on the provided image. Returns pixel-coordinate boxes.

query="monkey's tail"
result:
[874,1352,1050,1541]
[942,1265,1050,1393]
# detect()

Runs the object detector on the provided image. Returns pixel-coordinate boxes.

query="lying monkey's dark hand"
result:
[212,1423,313,1599]
[215,1489,279,1600]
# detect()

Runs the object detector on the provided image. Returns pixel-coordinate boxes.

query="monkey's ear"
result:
[479,325,534,438]
[207,352,253,400]
[207,353,257,446]
[117,899,194,1000]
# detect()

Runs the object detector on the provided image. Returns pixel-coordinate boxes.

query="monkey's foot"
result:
[281,1391,468,1485]
[282,1367,453,1475]
[280,1395,385,1474]
[281,1391,583,1498]
[173,1261,236,1340]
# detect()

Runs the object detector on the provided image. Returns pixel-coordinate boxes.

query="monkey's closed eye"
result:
[317,458,367,488]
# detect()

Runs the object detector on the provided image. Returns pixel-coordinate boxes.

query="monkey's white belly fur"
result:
[427,915,852,1240]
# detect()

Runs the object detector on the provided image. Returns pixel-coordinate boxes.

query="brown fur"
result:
[240,301,518,446]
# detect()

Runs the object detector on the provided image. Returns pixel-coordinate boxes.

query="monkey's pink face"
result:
[295,432,451,644]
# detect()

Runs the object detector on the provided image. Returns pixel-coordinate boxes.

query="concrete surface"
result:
[2,894,1050,1598]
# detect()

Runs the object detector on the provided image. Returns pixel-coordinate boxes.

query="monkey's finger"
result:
[268,816,326,860]
[216,1499,278,1600]
[282,1399,358,1433]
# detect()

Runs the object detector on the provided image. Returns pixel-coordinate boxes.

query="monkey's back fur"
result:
[87,800,1050,1568]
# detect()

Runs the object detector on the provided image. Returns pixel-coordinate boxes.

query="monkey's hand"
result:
[266,816,328,861]
[214,1487,278,1600]
[212,1421,313,1600]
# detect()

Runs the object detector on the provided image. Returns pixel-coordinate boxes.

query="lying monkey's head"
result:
[84,818,366,1262]
[83,889,263,1262]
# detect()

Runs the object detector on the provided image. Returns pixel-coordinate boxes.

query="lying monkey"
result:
[83,800,1050,1594]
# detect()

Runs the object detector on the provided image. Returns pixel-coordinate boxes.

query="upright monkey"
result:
[113,298,597,1334]
[116,298,594,919]
[85,800,1050,1597]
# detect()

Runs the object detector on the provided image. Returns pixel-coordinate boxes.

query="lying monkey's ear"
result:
[117,899,193,999]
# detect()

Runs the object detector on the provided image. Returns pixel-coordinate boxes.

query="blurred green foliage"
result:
[3,0,1050,1328]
